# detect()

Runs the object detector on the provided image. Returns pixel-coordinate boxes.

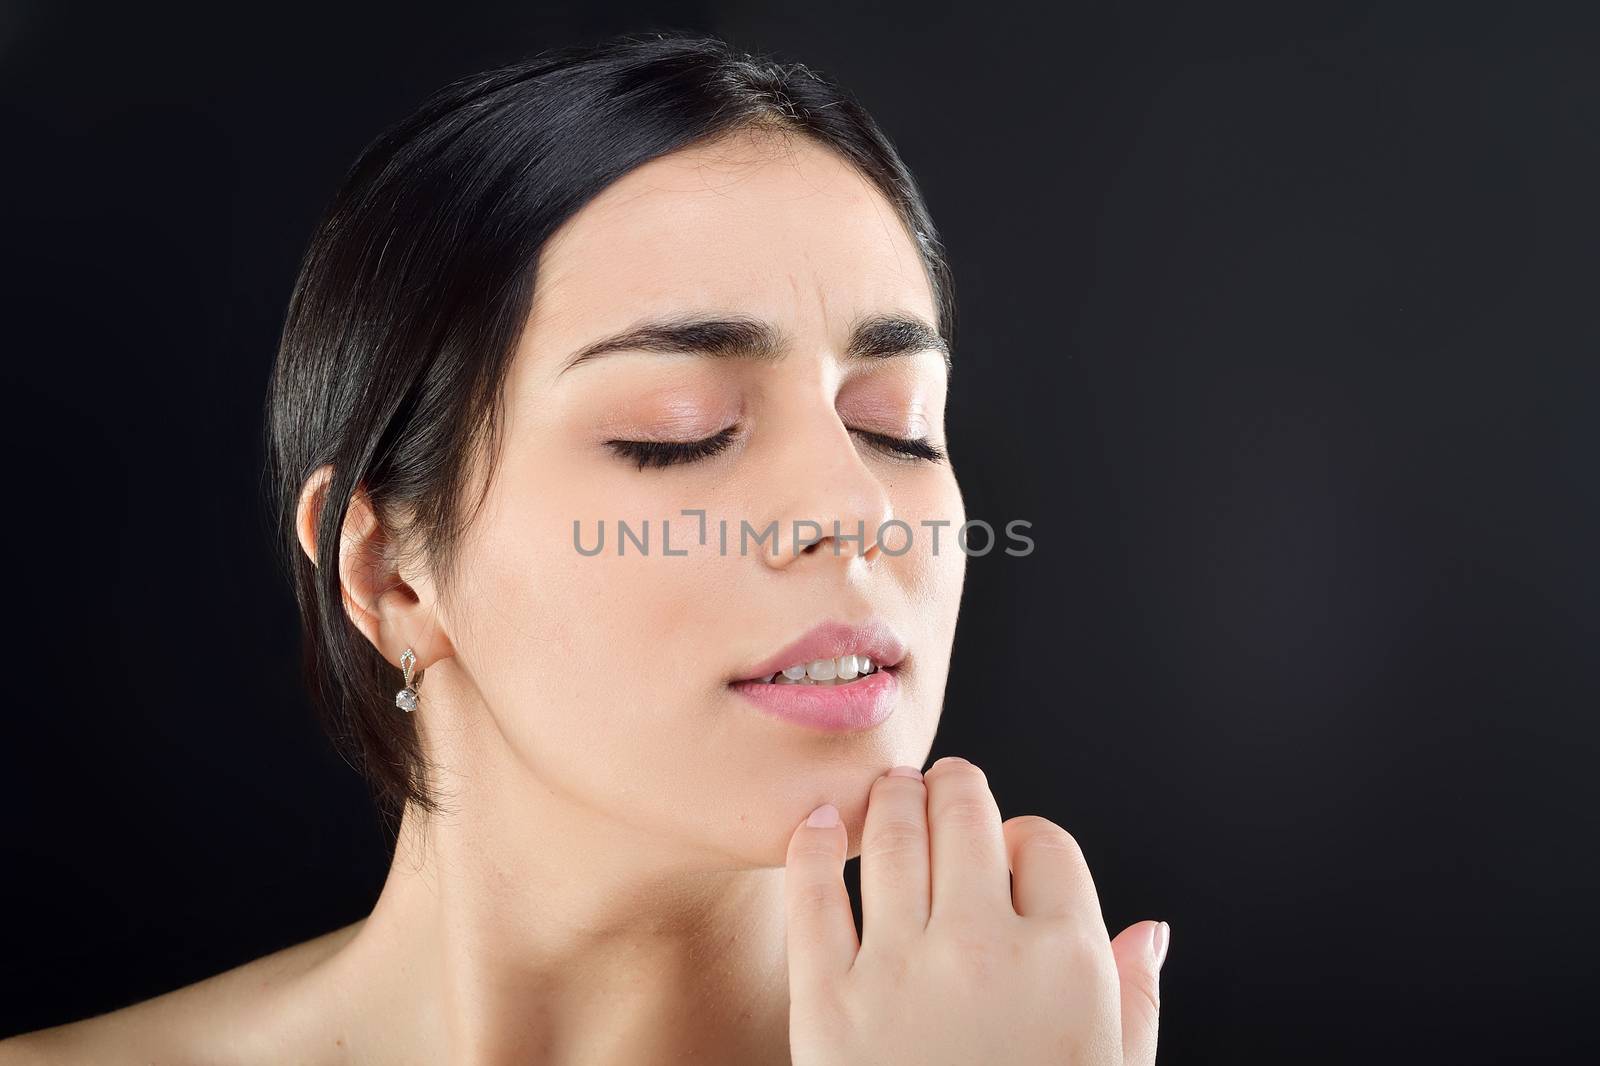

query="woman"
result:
[1,31,1169,1064]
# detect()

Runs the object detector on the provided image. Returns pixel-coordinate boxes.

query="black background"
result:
[3,1,1597,1062]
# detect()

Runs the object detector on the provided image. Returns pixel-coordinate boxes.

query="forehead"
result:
[522,130,936,363]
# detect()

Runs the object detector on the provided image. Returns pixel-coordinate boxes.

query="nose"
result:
[757,412,896,570]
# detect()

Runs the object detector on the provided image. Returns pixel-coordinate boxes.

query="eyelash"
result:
[604,425,947,470]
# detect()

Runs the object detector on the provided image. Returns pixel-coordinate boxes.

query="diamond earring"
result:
[395,647,421,712]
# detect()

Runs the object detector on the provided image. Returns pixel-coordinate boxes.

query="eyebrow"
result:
[557,312,951,375]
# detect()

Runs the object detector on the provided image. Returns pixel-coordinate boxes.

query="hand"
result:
[784,756,1169,1065]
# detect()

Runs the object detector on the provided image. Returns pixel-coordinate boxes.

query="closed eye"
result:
[850,428,947,464]
[604,424,946,470]
[604,425,741,470]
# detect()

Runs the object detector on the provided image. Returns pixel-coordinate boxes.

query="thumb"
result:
[1110,919,1169,1066]
[784,803,858,1000]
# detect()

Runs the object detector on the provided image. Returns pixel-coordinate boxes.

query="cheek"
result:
[446,506,777,860]
[889,469,967,593]
[445,442,676,664]
[444,477,727,759]
[559,551,728,679]
[454,524,694,699]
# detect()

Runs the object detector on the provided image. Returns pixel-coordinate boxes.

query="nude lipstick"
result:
[728,618,906,732]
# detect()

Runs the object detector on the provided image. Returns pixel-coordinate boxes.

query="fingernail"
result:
[806,803,840,828]
[886,765,923,780]
[1152,921,1171,971]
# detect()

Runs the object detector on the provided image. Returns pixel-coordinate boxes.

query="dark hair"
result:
[266,29,956,829]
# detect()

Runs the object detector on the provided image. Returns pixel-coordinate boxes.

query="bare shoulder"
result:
[0,921,365,1066]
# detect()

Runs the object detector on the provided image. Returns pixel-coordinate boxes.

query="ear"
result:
[295,465,456,674]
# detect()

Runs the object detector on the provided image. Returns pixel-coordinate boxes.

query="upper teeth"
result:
[765,654,878,684]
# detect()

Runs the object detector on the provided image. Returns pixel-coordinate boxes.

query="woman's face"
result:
[434,129,965,867]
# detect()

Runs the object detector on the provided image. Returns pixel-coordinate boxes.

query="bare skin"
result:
[0,130,1166,1064]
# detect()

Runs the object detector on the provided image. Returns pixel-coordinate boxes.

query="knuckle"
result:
[1002,812,1058,835]
[934,797,996,831]
[934,930,994,981]
[853,938,917,989]
[790,878,838,916]
[877,948,916,991]
[1047,921,1115,970]
[930,916,1021,983]
[1128,968,1162,1020]
[1013,818,1085,860]
[788,839,839,864]
[863,815,928,856]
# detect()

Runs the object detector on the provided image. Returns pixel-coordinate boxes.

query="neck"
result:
[309,711,793,1065]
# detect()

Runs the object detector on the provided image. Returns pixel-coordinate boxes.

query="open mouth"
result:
[727,620,906,732]
[742,653,888,687]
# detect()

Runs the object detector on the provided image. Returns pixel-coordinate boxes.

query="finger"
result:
[784,803,859,996]
[924,757,1011,923]
[858,766,931,950]
[1110,920,1169,1066]
[1001,815,1100,926]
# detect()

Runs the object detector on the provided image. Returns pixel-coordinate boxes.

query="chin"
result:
[677,763,891,870]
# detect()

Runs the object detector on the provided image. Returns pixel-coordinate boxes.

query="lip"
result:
[730,667,900,732]
[727,618,907,733]
[731,618,908,684]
